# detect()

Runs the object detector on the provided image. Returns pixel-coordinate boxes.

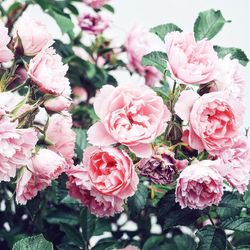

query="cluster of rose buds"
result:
[0,13,75,205]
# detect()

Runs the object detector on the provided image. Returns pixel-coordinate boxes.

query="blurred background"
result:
[4,0,250,127]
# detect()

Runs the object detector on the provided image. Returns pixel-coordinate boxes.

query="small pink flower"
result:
[0,22,13,63]
[87,84,171,157]
[165,31,218,84]
[46,113,76,167]
[83,0,110,9]
[176,160,224,209]
[78,12,111,36]
[28,47,70,95]
[67,146,139,217]
[16,149,65,204]
[44,96,71,112]
[15,13,53,56]
[0,116,38,182]
[119,246,140,250]
[215,135,250,193]
[125,25,161,86]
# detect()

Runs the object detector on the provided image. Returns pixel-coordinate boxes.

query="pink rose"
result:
[0,116,38,182]
[125,25,161,86]
[46,113,76,166]
[15,168,49,205]
[44,96,71,112]
[211,56,244,100]
[0,22,13,63]
[73,86,88,104]
[175,91,241,155]
[83,0,110,9]
[16,149,65,204]
[176,160,224,209]
[87,84,171,157]
[15,13,53,56]
[28,47,70,95]
[165,31,218,84]
[215,135,250,193]
[78,12,111,36]
[67,146,139,217]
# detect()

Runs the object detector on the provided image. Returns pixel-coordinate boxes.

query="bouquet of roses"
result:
[0,0,250,249]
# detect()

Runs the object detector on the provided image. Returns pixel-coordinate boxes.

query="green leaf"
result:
[196,225,227,250]
[214,46,249,66]
[150,23,182,41]
[244,186,250,208]
[60,224,84,247]
[219,192,245,208]
[142,236,165,250]
[141,51,168,73]
[94,218,112,236]
[221,217,250,233]
[157,190,176,217]
[128,183,148,215]
[194,9,229,40]
[92,238,118,250]
[48,9,74,34]
[164,208,201,229]
[237,245,250,250]
[103,4,115,13]
[73,128,87,161]
[80,208,96,241]
[174,235,197,250]
[13,234,53,250]
[46,211,78,226]
[216,207,241,220]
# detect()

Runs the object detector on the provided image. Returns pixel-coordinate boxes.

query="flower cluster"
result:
[0,14,75,205]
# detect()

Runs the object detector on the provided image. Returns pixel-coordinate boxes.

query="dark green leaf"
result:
[150,23,182,41]
[80,208,96,241]
[194,9,229,40]
[237,245,250,250]
[94,218,112,236]
[174,235,197,250]
[196,225,227,250]
[92,238,118,250]
[60,224,84,247]
[164,208,201,229]
[73,128,87,161]
[244,187,250,208]
[12,234,53,250]
[157,190,176,217]
[219,192,245,208]
[216,207,241,220]
[221,217,250,233]
[46,211,78,226]
[141,51,168,73]
[128,183,148,215]
[214,46,249,66]
[142,236,165,250]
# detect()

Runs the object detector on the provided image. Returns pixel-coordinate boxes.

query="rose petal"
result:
[129,143,153,158]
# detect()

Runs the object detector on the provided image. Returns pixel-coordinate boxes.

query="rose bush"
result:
[0,1,250,250]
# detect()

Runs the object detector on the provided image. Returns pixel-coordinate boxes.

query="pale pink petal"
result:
[87,122,117,146]
[129,143,153,158]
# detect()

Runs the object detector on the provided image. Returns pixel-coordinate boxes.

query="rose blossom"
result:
[15,13,53,56]
[0,116,38,182]
[44,84,72,112]
[214,135,250,193]
[175,91,241,155]
[0,22,13,63]
[67,146,139,217]
[73,86,88,104]
[46,113,75,166]
[176,160,224,209]
[119,246,140,250]
[28,47,70,95]
[87,83,171,157]
[165,31,218,84]
[138,147,188,184]
[125,25,161,86]
[16,149,65,204]
[83,0,110,9]
[78,12,111,36]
